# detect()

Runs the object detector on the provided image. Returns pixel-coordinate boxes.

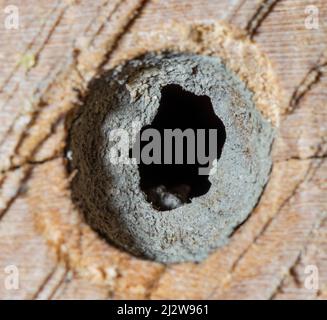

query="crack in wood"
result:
[1,0,148,174]
[275,141,327,163]
[90,0,124,45]
[96,0,149,71]
[8,104,65,168]
[80,0,117,36]
[47,268,70,300]
[227,0,247,23]
[206,158,325,299]
[0,1,63,93]
[0,4,69,156]
[31,265,59,300]
[1,155,62,175]
[0,0,150,236]
[245,0,281,39]
[269,251,302,299]
[31,7,68,71]
[0,153,64,226]
[0,165,32,221]
[270,213,327,299]
[1,0,326,300]
[288,58,327,114]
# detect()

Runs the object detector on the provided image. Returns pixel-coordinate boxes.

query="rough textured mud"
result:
[69,52,275,263]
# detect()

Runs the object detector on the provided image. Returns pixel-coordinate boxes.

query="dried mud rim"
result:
[28,22,285,292]
[69,52,275,263]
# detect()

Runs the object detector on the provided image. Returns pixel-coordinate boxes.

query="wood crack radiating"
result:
[288,57,327,113]
[245,0,281,39]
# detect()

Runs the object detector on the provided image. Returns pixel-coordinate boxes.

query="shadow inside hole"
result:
[131,84,226,211]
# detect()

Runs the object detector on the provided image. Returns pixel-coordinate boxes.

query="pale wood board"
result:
[0,0,326,299]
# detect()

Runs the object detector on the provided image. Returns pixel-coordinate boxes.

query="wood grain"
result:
[0,0,326,299]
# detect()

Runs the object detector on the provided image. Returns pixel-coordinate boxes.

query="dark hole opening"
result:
[131,84,226,211]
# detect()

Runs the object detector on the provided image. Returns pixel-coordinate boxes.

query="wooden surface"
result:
[0,0,326,299]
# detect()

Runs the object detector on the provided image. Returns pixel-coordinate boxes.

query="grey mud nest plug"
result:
[68,52,275,264]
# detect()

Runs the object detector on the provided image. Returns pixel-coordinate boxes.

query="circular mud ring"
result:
[69,52,275,263]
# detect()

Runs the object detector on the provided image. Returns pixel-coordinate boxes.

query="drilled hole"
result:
[132,84,226,211]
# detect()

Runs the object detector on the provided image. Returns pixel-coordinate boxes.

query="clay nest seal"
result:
[68,52,275,264]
